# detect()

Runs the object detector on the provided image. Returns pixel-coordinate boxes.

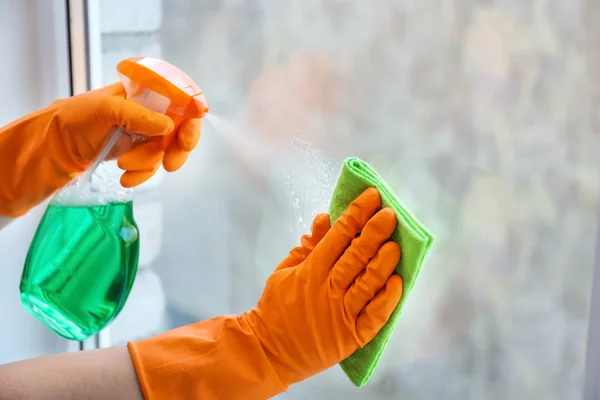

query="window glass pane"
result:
[97,1,598,398]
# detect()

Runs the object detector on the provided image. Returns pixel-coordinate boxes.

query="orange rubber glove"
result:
[128,188,403,399]
[0,83,202,218]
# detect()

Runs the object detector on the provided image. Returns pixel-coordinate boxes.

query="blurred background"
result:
[1,0,600,398]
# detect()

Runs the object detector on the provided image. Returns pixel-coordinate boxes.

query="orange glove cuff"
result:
[128,315,287,400]
[0,105,85,218]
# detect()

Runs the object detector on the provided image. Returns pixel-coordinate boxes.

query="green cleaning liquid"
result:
[20,201,140,341]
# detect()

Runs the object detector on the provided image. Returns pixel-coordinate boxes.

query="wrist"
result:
[0,104,90,218]
[240,309,304,387]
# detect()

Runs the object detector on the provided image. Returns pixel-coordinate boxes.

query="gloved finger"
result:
[163,146,190,173]
[120,166,160,188]
[344,241,401,318]
[177,118,202,152]
[330,208,396,290]
[163,119,202,172]
[277,213,330,270]
[314,188,381,270]
[355,274,403,347]
[117,137,164,171]
[101,96,174,137]
[96,82,126,96]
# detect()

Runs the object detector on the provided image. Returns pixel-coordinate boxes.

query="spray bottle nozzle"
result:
[116,57,208,120]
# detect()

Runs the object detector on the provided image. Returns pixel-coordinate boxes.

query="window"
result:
[2,0,595,398]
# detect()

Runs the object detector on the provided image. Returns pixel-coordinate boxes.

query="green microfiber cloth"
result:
[329,157,435,387]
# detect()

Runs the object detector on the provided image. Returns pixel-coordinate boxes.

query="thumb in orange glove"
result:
[128,187,403,399]
[0,83,202,218]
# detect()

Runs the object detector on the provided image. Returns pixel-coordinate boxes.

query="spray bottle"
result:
[20,57,208,341]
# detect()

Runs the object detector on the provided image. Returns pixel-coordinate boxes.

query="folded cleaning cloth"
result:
[329,157,435,387]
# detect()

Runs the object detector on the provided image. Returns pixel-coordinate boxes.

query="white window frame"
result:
[584,207,600,399]
[66,0,106,351]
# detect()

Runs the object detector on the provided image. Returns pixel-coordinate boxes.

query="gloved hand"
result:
[128,188,403,399]
[0,83,202,218]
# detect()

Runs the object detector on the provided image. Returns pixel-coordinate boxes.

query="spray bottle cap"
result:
[116,57,209,119]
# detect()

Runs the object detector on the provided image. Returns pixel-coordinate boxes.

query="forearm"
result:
[128,315,286,399]
[0,346,144,400]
